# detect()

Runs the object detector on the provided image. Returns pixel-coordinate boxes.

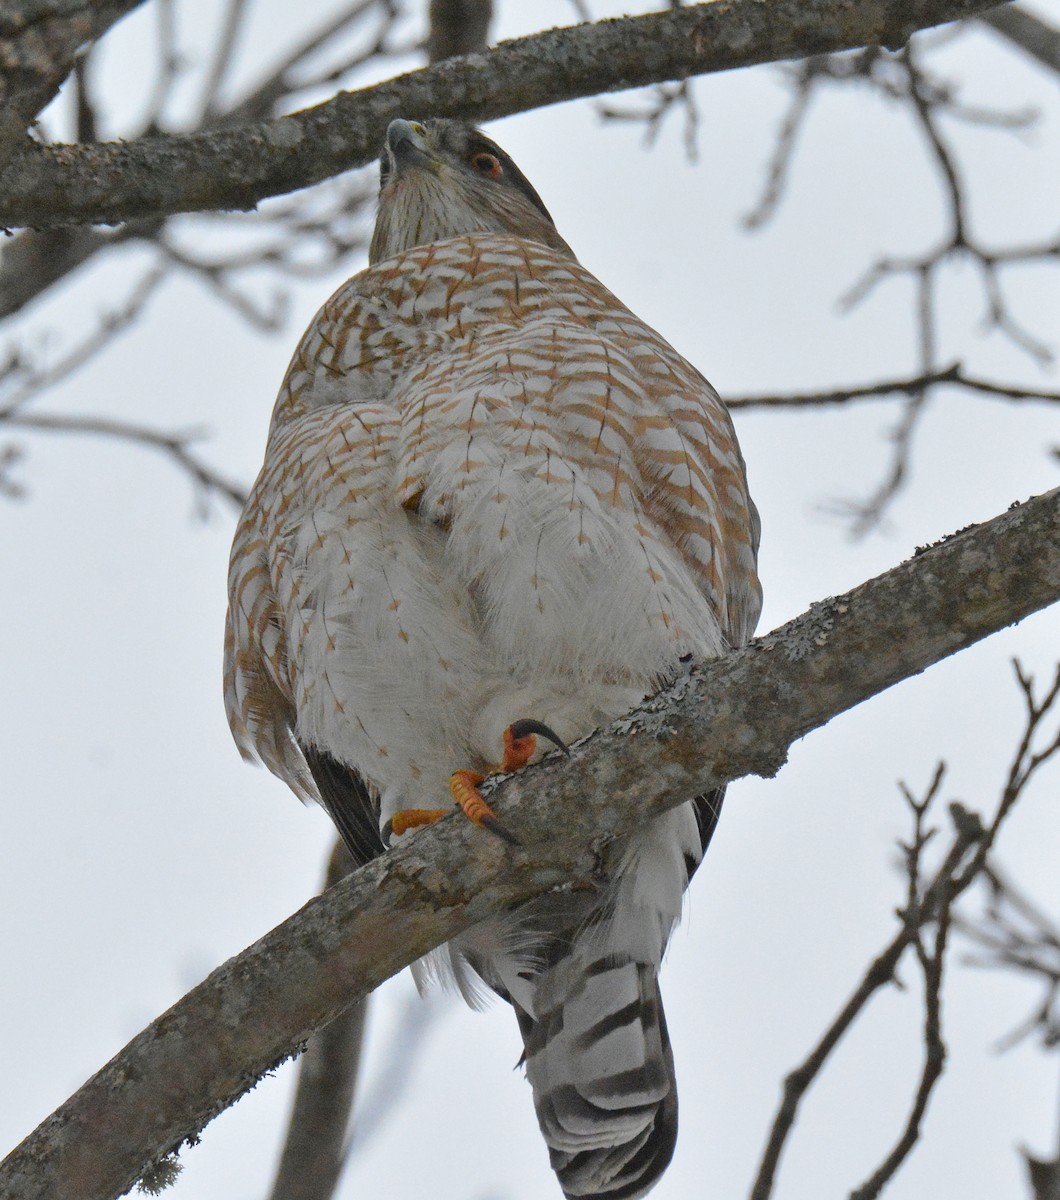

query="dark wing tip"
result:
[300,743,386,868]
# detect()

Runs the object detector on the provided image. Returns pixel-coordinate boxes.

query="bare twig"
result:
[221,0,398,125]
[267,842,368,1200]
[157,241,286,331]
[749,780,981,1200]
[0,442,25,498]
[72,52,97,143]
[750,658,1060,1200]
[831,45,1056,535]
[956,864,1060,1052]
[0,266,168,417]
[739,36,1057,536]
[726,361,1060,410]
[0,3,395,328]
[0,226,123,322]
[597,78,702,160]
[198,0,251,122]
[848,772,958,1200]
[141,0,182,133]
[980,4,1060,75]
[2,410,247,510]
[340,993,440,1159]
[427,0,493,64]
[742,55,831,229]
[0,263,247,510]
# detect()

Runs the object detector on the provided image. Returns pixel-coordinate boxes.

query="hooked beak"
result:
[384,119,438,176]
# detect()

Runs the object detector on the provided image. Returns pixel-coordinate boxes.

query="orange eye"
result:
[471,152,503,179]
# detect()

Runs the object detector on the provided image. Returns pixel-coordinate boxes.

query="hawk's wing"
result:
[299,744,385,868]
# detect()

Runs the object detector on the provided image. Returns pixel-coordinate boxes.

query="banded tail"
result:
[515,952,677,1199]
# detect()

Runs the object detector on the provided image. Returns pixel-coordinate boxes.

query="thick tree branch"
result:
[0,0,145,170]
[0,0,1013,228]
[0,485,1056,1200]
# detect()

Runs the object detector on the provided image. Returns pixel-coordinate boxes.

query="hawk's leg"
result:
[386,720,569,848]
[451,719,569,846]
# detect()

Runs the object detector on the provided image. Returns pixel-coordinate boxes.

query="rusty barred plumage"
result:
[225,118,761,1199]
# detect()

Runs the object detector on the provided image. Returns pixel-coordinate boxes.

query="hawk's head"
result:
[369,118,575,264]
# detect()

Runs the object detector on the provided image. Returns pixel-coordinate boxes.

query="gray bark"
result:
[0,0,145,170]
[0,0,1014,228]
[0,484,1056,1200]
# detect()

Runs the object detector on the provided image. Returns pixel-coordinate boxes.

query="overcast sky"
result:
[2,4,1058,1200]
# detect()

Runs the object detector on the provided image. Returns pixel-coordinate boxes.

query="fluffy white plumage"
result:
[225,119,761,1199]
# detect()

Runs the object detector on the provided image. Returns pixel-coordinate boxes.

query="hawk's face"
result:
[368,118,574,264]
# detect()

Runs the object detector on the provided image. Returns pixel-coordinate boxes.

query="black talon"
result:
[480,813,522,848]
[509,718,570,756]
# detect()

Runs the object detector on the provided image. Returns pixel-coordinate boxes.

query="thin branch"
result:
[0,263,246,510]
[72,51,97,143]
[832,259,936,537]
[267,842,369,1200]
[980,4,1060,75]
[0,266,167,416]
[157,241,287,331]
[140,0,181,133]
[596,77,703,161]
[725,362,1060,410]
[340,994,440,1160]
[0,443,25,498]
[220,0,396,124]
[849,800,957,1199]
[905,45,967,243]
[739,37,1056,535]
[287,36,421,98]
[427,0,492,64]
[749,784,980,1200]
[742,56,826,230]
[2,410,248,510]
[0,0,1015,228]
[842,48,1054,375]
[1,486,1057,1200]
[0,225,119,322]
[956,864,1060,1053]
[751,657,1060,1200]
[198,0,251,122]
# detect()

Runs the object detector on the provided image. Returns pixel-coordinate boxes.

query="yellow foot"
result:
[382,807,447,843]
[383,722,569,850]
[449,720,570,847]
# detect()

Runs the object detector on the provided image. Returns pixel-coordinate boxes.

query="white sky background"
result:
[1,3,1058,1199]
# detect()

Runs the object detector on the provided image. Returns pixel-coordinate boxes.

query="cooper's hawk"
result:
[225,118,761,1199]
